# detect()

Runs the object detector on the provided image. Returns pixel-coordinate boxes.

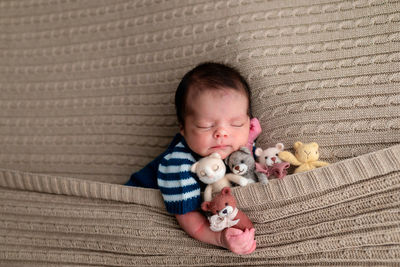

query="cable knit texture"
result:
[0,0,399,265]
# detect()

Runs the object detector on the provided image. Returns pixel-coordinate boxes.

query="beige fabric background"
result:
[1,0,399,184]
[0,1,400,266]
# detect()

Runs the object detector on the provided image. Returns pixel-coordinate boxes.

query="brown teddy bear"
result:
[201,187,253,232]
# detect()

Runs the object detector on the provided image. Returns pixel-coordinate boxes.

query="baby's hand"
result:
[221,228,256,255]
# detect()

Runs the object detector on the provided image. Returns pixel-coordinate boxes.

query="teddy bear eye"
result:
[240,160,244,163]
[225,202,229,206]
[212,165,219,171]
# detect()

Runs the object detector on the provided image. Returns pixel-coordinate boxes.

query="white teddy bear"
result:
[254,143,290,179]
[191,153,248,202]
[255,143,285,167]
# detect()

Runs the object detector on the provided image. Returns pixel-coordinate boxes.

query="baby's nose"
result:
[214,127,228,139]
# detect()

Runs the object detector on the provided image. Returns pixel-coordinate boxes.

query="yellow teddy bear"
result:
[278,141,329,173]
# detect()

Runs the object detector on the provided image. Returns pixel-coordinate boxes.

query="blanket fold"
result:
[1,145,399,266]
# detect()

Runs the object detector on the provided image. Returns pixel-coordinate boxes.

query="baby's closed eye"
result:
[231,122,244,127]
[196,124,214,130]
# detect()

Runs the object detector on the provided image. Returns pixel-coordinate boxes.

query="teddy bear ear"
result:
[254,147,263,156]
[210,152,221,159]
[239,147,251,154]
[190,162,198,173]
[201,201,211,211]
[221,187,231,195]
[311,142,319,149]
[276,143,284,151]
[294,141,303,150]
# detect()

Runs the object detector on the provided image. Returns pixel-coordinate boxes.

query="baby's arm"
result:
[176,211,256,255]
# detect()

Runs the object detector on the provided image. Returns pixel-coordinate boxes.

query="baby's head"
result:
[175,62,252,159]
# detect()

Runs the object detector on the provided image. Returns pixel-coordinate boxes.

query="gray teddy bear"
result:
[224,147,268,185]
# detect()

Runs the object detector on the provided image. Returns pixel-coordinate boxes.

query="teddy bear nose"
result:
[271,157,276,162]
[222,209,228,214]
[234,166,240,171]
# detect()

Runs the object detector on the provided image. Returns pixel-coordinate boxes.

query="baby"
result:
[126,62,259,254]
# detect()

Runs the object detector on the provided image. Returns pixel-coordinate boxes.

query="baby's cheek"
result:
[236,134,249,148]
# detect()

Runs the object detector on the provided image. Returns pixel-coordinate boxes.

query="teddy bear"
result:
[191,152,248,202]
[278,141,329,173]
[225,147,269,184]
[254,143,290,179]
[201,187,253,232]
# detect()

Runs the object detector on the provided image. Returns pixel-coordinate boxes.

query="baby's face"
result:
[180,87,250,159]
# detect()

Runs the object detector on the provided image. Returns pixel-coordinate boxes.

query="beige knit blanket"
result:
[1,145,399,266]
[1,0,400,265]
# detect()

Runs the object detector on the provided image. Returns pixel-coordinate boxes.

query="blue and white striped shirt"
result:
[157,139,202,214]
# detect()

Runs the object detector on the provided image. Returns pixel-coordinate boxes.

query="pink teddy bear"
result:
[255,143,290,179]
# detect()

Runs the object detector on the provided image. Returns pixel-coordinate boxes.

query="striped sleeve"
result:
[157,142,201,214]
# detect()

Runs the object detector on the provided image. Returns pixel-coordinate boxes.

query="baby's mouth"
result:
[211,145,229,149]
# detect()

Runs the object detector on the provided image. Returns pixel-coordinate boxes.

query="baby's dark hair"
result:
[175,62,252,126]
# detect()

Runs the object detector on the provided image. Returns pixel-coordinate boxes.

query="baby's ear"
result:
[191,162,198,173]
[201,201,212,212]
